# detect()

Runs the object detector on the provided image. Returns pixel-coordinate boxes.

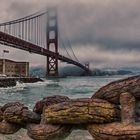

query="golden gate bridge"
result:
[0,8,90,77]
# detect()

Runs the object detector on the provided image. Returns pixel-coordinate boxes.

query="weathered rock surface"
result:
[33,95,70,114]
[1,102,25,112]
[0,106,3,122]
[44,98,120,124]
[0,120,20,134]
[88,92,140,140]
[3,103,41,125]
[1,76,140,139]
[88,122,140,140]
[27,123,72,140]
[92,75,140,104]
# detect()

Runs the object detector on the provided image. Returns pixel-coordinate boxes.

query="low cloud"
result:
[0,0,140,69]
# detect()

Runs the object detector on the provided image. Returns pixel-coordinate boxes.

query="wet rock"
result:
[92,75,140,104]
[27,123,72,140]
[33,95,70,114]
[0,120,20,134]
[44,98,120,124]
[0,78,16,88]
[3,104,41,125]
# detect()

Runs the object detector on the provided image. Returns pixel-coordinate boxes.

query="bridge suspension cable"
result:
[65,36,79,62]
[0,10,47,48]
[0,8,89,75]
[58,30,72,59]
[58,16,80,63]
[0,10,48,26]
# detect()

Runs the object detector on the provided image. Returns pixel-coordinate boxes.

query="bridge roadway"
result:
[0,31,89,72]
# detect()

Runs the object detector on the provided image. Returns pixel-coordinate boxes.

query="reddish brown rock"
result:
[33,95,70,114]
[92,75,140,104]
[0,120,20,134]
[0,106,3,122]
[1,102,25,112]
[27,123,72,140]
[88,122,140,140]
[88,92,140,140]
[3,104,41,125]
[44,98,120,124]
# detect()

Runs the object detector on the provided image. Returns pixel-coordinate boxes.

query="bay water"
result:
[0,75,130,140]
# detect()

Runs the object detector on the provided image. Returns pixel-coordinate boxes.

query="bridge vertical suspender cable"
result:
[0,9,90,76]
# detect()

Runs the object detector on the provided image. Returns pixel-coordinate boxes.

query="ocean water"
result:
[0,75,130,140]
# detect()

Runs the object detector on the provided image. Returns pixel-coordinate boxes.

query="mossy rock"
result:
[44,98,120,124]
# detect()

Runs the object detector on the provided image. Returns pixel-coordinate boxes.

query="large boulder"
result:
[33,95,70,114]
[88,122,140,140]
[27,123,72,140]
[88,92,140,140]
[1,102,25,112]
[0,106,3,122]
[44,98,120,124]
[0,120,20,134]
[92,75,140,104]
[3,103,41,125]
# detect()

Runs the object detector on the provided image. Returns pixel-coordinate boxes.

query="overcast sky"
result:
[0,0,140,69]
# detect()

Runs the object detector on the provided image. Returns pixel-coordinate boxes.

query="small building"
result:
[0,59,29,77]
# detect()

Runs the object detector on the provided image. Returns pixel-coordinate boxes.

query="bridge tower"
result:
[46,9,59,77]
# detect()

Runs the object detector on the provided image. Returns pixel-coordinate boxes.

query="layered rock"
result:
[44,98,120,124]
[3,102,41,126]
[0,120,20,134]
[33,95,70,114]
[27,123,72,140]
[92,75,140,104]
[1,75,140,140]
[88,92,140,140]
[0,106,3,122]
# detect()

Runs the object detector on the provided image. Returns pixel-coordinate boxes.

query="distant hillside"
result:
[30,67,46,78]
[30,66,133,77]
[91,69,133,76]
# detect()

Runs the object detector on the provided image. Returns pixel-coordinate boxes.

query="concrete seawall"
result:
[0,77,43,88]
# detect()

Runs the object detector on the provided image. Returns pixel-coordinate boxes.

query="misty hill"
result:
[30,66,133,77]
[30,67,46,78]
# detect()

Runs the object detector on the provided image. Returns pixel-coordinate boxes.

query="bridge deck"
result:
[0,31,89,72]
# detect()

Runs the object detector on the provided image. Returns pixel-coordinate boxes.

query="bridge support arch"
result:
[46,9,59,77]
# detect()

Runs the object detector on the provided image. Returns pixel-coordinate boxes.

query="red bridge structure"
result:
[0,9,90,77]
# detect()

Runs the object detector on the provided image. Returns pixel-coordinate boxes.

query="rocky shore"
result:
[0,77,43,88]
[1,75,140,140]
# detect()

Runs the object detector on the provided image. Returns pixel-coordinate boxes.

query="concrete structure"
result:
[0,59,29,77]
